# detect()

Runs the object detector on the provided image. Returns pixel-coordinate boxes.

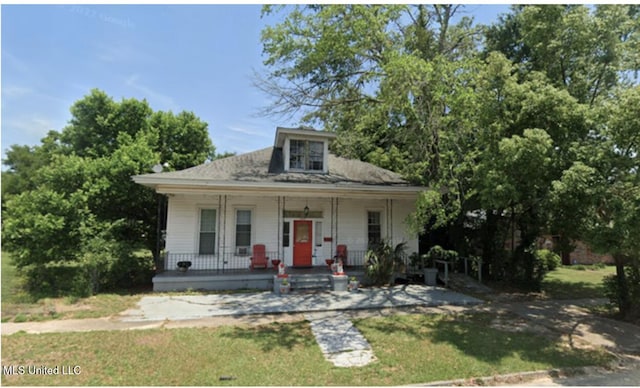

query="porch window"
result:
[289,139,324,171]
[283,222,290,247]
[199,209,216,255]
[235,209,252,250]
[367,211,381,246]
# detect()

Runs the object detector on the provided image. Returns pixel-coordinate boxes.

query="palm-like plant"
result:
[365,241,407,286]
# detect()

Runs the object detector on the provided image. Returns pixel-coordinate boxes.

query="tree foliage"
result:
[260,4,640,305]
[2,89,214,296]
[485,5,640,105]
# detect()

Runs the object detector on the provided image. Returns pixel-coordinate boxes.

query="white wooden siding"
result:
[164,194,419,269]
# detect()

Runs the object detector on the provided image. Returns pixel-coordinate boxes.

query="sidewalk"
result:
[1,284,481,335]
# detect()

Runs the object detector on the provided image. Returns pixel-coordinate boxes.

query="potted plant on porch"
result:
[410,253,436,286]
[177,261,192,272]
[279,278,291,294]
[348,276,359,292]
[421,246,457,286]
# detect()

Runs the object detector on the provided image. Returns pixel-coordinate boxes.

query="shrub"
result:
[78,218,155,293]
[508,246,555,292]
[535,249,561,272]
[365,241,407,286]
[426,245,458,265]
[23,261,92,298]
[80,237,154,293]
[409,252,431,270]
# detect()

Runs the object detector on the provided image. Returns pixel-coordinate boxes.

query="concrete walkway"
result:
[1,285,481,335]
[120,284,482,322]
[305,311,375,367]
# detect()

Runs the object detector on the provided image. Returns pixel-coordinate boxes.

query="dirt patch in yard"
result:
[489,312,555,337]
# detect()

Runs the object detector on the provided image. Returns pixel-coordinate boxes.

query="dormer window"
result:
[275,127,335,173]
[290,139,324,171]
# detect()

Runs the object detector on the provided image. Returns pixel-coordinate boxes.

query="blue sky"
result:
[1,4,510,164]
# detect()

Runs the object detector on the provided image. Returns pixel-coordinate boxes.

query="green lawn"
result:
[1,313,611,386]
[542,265,616,299]
[1,254,614,385]
[1,251,30,305]
[1,252,142,323]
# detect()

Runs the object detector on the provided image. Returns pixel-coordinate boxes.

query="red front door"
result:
[293,220,313,267]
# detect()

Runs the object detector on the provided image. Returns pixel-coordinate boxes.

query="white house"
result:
[133,127,424,291]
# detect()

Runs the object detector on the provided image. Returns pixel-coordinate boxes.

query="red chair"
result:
[250,244,269,270]
[335,244,348,267]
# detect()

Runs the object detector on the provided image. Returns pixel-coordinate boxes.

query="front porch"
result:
[153,262,366,292]
[159,249,369,272]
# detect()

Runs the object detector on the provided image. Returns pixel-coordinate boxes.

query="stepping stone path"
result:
[305,311,375,367]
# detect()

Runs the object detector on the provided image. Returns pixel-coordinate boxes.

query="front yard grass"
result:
[542,265,616,299]
[2,312,612,386]
[1,252,142,323]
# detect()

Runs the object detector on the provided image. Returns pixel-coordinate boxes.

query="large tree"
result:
[259,4,480,172]
[485,4,640,105]
[258,4,639,293]
[550,86,640,318]
[486,4,640,299]
[2,89,214,295]
[259,3,482,230]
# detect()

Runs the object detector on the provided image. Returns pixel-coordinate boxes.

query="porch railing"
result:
[342,250,367,267]
[162,249,280,273]
[160,249,372,273]
[434,256,484,286]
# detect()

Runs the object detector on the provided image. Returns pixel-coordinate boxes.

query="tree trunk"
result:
[614,254,631,316]
[481,210,502,280]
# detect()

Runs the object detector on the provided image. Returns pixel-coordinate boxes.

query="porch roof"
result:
[133,147,425,198]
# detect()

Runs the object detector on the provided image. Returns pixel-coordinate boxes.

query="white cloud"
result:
[96,45,133,63]
[227,125,271,138]
[1,86,69,107]
[2,51,31,75]
[94,42,149,64]
[1,86,33,99]
[3,117,59,139]
[125,74,179,111]
[215,127,272,155]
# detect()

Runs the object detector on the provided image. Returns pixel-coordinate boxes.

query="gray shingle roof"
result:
[137,147,410,186]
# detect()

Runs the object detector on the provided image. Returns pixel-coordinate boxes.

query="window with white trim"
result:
[289,139,324,171]
[199,209,216,254]
[367,211,381,247]
[283,222,290,247]
[235,209,252,250]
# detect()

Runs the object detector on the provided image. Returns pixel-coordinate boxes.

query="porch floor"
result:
[155,265,363,277]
